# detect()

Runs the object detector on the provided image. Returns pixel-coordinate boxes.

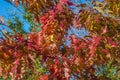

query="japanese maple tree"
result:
[0,0,120,80]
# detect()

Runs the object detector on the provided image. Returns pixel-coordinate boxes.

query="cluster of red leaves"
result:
[0,33,35,79]
[0,0,120,80]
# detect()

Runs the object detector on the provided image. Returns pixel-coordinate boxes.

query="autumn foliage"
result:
[0,0,120,80]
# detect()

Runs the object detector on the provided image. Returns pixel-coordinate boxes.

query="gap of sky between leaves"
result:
[0,0,30,32]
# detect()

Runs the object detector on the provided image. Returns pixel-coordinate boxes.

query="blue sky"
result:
[0,0,30,32]
[0,0,12,18]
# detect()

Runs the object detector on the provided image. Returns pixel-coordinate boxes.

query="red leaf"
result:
[13,0,19,6]
[37,32,43,46]
[74,57,80,65]
[62,56,71,64]
[28,54,35,62]
[60,0,68,4]
[57,3,62,11]
[92,36,101,46]
[39,16,48,25]
[49,10,55,20]
[88,36,101,60]
[102,26,107,34]
[106,37,117,47]
[50,63,58,74]
[102,49,110,54]
[40,75,48,80]
[71,35,79,44]
[67,1,75,6]
[12,59,20,74]
[0,67,2,76]
[64,67,70,78]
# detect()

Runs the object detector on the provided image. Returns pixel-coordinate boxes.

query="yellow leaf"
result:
[105,44,111,48]
[90,25,93,30]
[50,35,54,42]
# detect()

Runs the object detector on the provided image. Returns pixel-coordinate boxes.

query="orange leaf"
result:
[40,75,48,80]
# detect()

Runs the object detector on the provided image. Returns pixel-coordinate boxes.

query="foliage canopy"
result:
[0,0,120,80]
